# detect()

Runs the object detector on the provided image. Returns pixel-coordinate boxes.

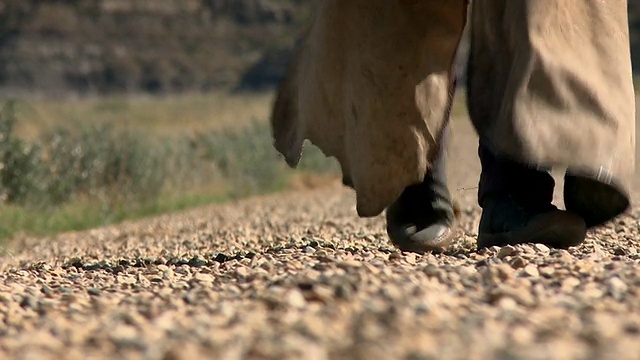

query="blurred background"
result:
[0,0,638,241]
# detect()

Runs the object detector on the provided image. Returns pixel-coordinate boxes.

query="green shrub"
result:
[0,102,338,241]
[193,120,291,197]
[0,103,169,208]
[0,101,45,205]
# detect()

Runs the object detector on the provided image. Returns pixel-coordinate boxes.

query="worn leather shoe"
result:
[478,195,587,249]
[386,175,458,253]
[564,173,630,228]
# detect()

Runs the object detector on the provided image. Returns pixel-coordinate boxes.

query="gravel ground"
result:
[1,110,640,360]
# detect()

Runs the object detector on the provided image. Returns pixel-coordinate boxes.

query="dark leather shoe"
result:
[386,175,458,253]
[564,173,630,228]
[478,195,587,249]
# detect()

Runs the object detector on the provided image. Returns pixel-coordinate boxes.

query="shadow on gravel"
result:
[47,237,478,277]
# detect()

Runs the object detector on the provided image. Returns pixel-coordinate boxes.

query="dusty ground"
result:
[1,105,640,360]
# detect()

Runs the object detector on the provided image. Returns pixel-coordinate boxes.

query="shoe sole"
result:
[390,222,457,254]
[477,211,587,249]
[387,201,461,253]
[564,174,630,228]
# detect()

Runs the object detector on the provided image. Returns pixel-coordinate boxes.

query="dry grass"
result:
[10,91,275,140]
[0,93,339,242]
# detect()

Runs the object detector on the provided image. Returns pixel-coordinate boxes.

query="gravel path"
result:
[1,109,640,360]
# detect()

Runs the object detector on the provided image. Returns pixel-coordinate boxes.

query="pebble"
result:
[117,275,137,285]
[156,265,169,272]
[523,264,539,278]
[87,288,102,296]
[163,269,174,280]
[235,266,250,278]
[41,285,54,297]
[606,277,628,300]
[498,246,516,259]
[285,290,307,309]
[337,260,362,269]
[509,256,527,269]
[561,277,581,293]
[534,244,550,253]
[193,273,215,283]
[539,266,555,277]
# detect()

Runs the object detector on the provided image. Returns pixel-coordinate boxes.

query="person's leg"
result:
[465,0,590,248]
[386,123,457,253]
[477,143,554,209]
[466,0,634,248]
[475,142,586,248]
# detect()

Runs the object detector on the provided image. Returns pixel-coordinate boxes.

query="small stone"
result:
[423,265,440,277]
[0,293,10,304]
[87,288,102,296]
[61,294,77,303]
[338,260,362,269]
[482,264,515,285]
[163,269,174,280]
[512,326,534,345]
[606,277,628,300]
[582,283,605,300]
[561,277,581,293]
[137,274,151,287]
[613,247,627,256]
[303,246,316,254]
[214,253,230,263]
[41,285,55,297]
[109,324,142,349]
[335,283,355,300]
[194,273,215,283]
[534,244,550,253]
[574,261,595,275]
[539,266,555,277]
[117,275,137,285]
[174,266,191,275]
[523,264,540,278]
[19,295,38,310]
[586,246,607,261]
[188,257,208,267]
[363,263,381,275]
[624,322,640,334]
[491,285,535,307]
[509,256,527,269]
[304,285,333,303]
[236,266,250,277]
[458,266,477,277]
[498,246,517,259]
[285,289,307,308]
[83,263,102,271]
[498,297,519,311]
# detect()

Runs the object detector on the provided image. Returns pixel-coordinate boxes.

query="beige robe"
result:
[271,0,636,218]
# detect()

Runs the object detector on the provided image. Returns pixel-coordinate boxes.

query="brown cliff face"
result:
[0,0,637,97]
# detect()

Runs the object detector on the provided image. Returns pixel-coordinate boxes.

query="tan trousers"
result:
[271,0,636,218]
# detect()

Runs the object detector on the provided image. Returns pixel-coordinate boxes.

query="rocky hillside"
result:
[0,0,313,97]
[0,0,638,97]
